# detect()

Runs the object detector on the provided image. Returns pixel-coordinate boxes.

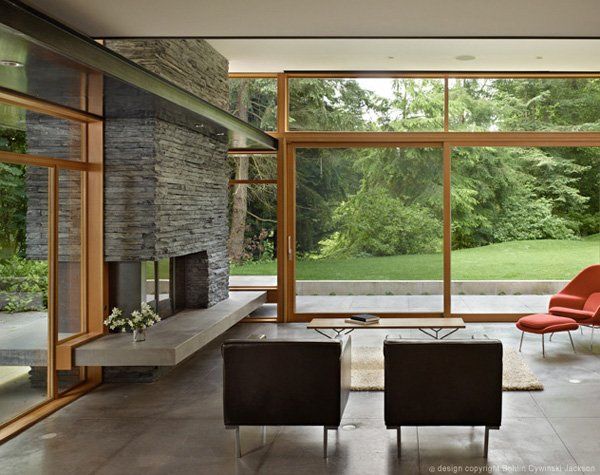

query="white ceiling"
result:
[22,0,600,38]
[209,39,600,72]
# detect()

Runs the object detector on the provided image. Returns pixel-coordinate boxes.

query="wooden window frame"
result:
[229,72,600,324]
[0,76,105,443]
[227,151,279,320]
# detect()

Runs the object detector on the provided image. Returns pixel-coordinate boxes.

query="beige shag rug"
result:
[351,346,543,391]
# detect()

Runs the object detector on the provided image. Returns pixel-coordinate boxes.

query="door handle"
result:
[288,235,293,261]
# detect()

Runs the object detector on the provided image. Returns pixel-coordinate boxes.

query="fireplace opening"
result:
[109,250,218,321]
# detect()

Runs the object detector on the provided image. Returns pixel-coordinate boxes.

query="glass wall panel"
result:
[58,169,83,340]
[228,78,277,132]
[451,146,600,314]
[144,258,171,309]
[229,154,277,181]
[0,104,83,161]
[295,147,443,314]
[0,163,49,424]
[288,78,444,132]
[449,78,600,131]
[228,184,277,287]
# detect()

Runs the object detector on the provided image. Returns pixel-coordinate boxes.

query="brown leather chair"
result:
[222,335,351,458]
[384,339,502,458]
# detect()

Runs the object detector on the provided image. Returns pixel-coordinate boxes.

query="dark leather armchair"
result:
[222,335,351,457]
[384,339,502,458]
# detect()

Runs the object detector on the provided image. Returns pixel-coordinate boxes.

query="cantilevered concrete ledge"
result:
[75,291,266,367]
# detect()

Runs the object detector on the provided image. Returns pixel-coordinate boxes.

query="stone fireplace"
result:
[103,39,230,316]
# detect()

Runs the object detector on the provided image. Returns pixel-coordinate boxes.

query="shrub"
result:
[0,255,48,312]
[319,187,442,258]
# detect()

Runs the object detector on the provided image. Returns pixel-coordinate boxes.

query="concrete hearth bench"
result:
[74,291,266,367]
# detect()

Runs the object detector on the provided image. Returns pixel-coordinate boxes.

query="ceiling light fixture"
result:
[0,59,24,68]
[455,55,476,61]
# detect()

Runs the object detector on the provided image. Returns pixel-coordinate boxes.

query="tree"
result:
[0,128,27,259]
[228,75,600,264]
[227,78,278,263]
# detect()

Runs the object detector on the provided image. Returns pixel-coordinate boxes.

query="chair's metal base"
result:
[323,426,337,458]
[228,425,336,458]
[389,426,498,459]
[580,324,598,351]
[519,330,576,358]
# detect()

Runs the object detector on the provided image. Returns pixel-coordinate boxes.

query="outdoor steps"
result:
[74,291,266,367]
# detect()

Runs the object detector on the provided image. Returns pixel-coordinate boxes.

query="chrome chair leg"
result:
[323,427,328,458]
[568,331,576,353]
[262,426,267,444]
[549,332,554,342]
[234,427,241,458]
[519,331,524,352]
[542,334,545,358]
[397,427,401,458]
[483,426,490,458]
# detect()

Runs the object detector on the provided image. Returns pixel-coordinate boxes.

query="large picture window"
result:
[229,72,600,322]
[451,146,600,314]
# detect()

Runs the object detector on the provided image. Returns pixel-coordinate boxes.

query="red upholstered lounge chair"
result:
[549,264,600,350]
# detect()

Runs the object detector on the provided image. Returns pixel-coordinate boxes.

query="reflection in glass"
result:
[295,147,443,313]
[58,169,83,340]
[0,104,83,161]
[0,164,49,424]
[0,25,92,110]
[451,147,600,314]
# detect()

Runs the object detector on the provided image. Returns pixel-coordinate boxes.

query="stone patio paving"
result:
[231,276,551,314]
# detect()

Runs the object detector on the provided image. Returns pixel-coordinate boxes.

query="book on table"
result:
[347,314,380,324]
[345,319,379,325]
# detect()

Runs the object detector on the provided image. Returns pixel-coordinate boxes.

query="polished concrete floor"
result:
[1,323,600,475]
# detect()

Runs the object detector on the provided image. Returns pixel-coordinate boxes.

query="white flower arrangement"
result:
[104,302,161,333]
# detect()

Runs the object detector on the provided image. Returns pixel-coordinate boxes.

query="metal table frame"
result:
[312,326,461,340]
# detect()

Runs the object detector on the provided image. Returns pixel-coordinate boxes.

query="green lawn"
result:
[231,235,600,280]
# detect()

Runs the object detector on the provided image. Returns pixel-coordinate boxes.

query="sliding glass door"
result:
[293,145,444,316]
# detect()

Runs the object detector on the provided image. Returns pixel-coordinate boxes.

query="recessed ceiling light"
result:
[568,378,581,384]
[455,55,476,61]
[0,59,24,68]
[40,432,57,439]
[342,424,357,431]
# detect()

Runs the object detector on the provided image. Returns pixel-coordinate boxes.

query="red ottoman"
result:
[516,314,578,357]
